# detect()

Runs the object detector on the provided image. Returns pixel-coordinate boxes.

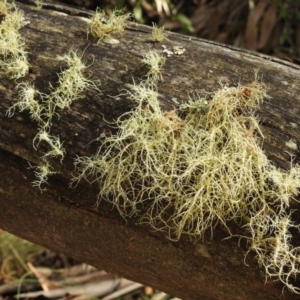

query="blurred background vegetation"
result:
[0,230,180,299]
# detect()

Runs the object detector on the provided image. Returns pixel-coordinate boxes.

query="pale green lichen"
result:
[0,1,29,79]
[7,50,100,186]
[45,50,101,125]
[88,8,131,43]
[141,50,166,82]
[152,23,169,43]
[73,51,300,293]
[6,83,45,124]
[2,8,300,291]
[34,0,43,10]
[33,129,65,162]
[30,160,58,189]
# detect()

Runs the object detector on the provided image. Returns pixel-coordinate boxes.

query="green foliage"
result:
[174,13,194,34]
[132,0,144,23]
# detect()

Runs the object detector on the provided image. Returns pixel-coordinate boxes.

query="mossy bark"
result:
[0,1,300,299]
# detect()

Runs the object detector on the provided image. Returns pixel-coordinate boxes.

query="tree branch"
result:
[0,2,300,299]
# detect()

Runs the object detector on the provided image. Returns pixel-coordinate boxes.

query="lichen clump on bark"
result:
[73,50,300,293]
[7,51,100,188]
[0,0,29,79]
[88,7,131,43]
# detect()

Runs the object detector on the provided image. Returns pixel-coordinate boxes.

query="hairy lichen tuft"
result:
[7,50,100,187]
[152,23,169,43]
[141,50,166,82]
[0,1,29,79]
[45,50,101,121]
[88,8,131,43]
[73,55,300,292]
[30,160,58,190]
[6,83,45,124]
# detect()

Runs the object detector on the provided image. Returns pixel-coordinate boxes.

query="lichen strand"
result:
[152,23,169,43]
[30,160,57,188]
[0,1,29,79]
[7,51,100,188]
[45,51,101,124]
[88,8,131,43]
[141,50,166,82]
[73,64,300,292]
[6,83,45,124]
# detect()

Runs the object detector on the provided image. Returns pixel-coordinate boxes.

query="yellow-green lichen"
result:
[0,0,29,79]
[88,8,131,43]
[7,50,101,188]
[2,5,300,292]
[152,23,169,43]
[73,51,300,293]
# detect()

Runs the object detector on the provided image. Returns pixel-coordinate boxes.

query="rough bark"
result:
[0,2,300,299]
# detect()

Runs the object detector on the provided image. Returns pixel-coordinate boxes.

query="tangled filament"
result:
[73,59,300,292]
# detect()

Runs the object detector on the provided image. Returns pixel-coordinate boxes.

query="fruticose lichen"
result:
[2,2,300,291]
[73,50,300,293]
[0,0,29,79]
[152,23,169,43]
[7,50,100,188]
[141,50,166,82]
[88,8,131,43]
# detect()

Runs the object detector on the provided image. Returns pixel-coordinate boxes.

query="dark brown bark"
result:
[0,2,300,299]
